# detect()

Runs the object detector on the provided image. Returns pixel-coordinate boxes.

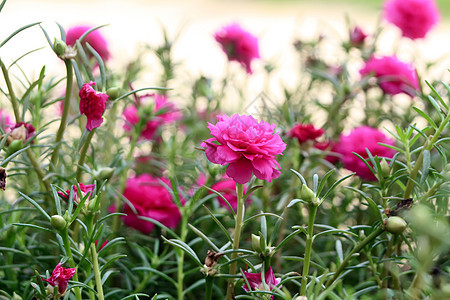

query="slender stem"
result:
[0,59,20,121]
[90,243,105,300]
[300,204,318,296]
[62,227,82,300]
[76,129,95,182]
[177,215,188,300]
[225,183,244,300]
[26,148,51,193]
[205,276,214,300]
[50,59,73,169]
[325,226,384,288]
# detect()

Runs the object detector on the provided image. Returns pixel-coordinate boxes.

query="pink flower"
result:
[8,122,35,142]
[349,26,367,46]
[335,126,396,181]
[288,123,324,144]
[314,140,339,164]
[123,94,181,140]
[120,174,182,234]
[360,56,420,97]
[79,82,108,131]
[0,109,12,129]
[58,183,95,206]
[95,239,108,251]
[384,0,440,40]
[242,267,281,299]
[66,25,110,61]
[202,114,286,184]
[42,263,76,295]
[210,177,249,210]
[214,23,260,74]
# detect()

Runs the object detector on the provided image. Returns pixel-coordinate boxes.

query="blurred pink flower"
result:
[95,239,108,251]
[202,114,286,184]
[123,94,181,140]
[214,23,260,74]
[349,26,367,46]
[79,81,108,131]
[66,25,110,61]
[120,174,182,234]
[242,267,281,299]
[58,183,95,206]
[210,177,248,210]
[384,0,440,40]
[8,122,35,142]
[335,126,396,181]
[288,123,324,144]
[360,56,420,97]
[0,109,13,129]
[42,263,75,295]
[314,140,339,164]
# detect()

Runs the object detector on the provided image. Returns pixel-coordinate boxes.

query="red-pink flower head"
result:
[335,126,396,181]
[313,140,339,164]
[349,26,367,46]
[58,183,96,206]
[360,56,420,97]
[8,122,35,142]
[210,177,249,211]
[384,0,440,40]
[66,25,110,61]
[121,174,182,234]
[288,123,325,144]
[43,263,76,295]
[123,94,181,140]
[79,81,108,131]
[242,267,281,299]
[214,23,260,74]
[202,114,286,184]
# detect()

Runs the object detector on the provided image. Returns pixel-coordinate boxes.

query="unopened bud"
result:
[9,125,27,142]
[87,196,99,212]
[252,234,262,253]
[94,167,115,181]
[380,158,390,178]
[300,185,315,203]
[106,87,121,101]
[50,215,67,231]
[6,139,23,156]
[385,216,407,235]
[53,38,68,58]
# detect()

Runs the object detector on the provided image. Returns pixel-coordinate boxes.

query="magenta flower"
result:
[202,114,286,184]
[349,26,367,46]
[66,25,110,61]
[42,263,76,295]
[95,239,108,251]
[313,140,339,164]
[120,174,182,234]
[0,109,12,129]
[210,177,249,210]
[335,126,396,181]
[214,23,260,74]
[360,56,420,97]
[79,82,108,131]
[58,183,95,206]
[123,94,181,140]
[288,123,325,144]
[242,267,281,299]
[8,122,35,142]
[384,0,440,40]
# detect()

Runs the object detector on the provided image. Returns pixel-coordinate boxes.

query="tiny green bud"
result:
[87,195,99,212]
[94,167,115,181]
[251,234,262,253]
[11,292,23,300]
[6,139,23,156]
[380,158,390,178]
[300,185,315,203]
[106,87,121,101]
[50,215,67,231]
[53,38,68,58]
[385,216,407,235]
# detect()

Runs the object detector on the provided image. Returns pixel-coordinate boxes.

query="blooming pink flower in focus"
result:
[242,267,281,299]
[0,109,12,129]
[66,25,110,61]
[360,56,420,97]
[202,114,286,184]
[58,183,96,206]
[349,26,367,46]
[79,82,108,131]
[335,126,396,181]
[288,123,325,144]
[214,23,260,74]
[384,0,440,40]
[210,177,249,210]
[120,174,182,234]
[42,263,76,295]
[123,94,181,140]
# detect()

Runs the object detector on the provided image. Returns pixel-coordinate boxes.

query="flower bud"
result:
[53,38,68,58]
[11,292,22,300]
[251,234,262,253]
[87,195,99,212]
[94,167,115,181]
[300,185,315,203]
[380,158,390,178]
[385,216,407,235]
[6,139,23,156]
[50,215,67,231]
[9,125,27,142]
[106,87,121,101]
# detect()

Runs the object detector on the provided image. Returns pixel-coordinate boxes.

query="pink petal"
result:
[226,158,253,184]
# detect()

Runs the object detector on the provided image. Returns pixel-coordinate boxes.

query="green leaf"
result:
[314,229,358,239]
[335,240,343,264]
[8,47,45,70]
[86,42,106,91]
[412,107,437,129]
[0,22,41,48]
[244,212,282,225]
[187,223,222,253]
[202,185,235,214]
[56,22,66,42]
[420,150,431,184]
[160,236,203,267]
[321,172,355,200]
[201,205,233,243]
[345,186,383,223]
[115,87,170,102]
[316,169,336,196]
[137,216,179,239]
[18,191,51,221]
[12,223,53,233]
[0,0,7,14]
[39,24,53,49]
[132,266,177,287]
[290,169,307,186]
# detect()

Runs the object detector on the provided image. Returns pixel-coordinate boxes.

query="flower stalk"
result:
[61,227,82,300]
[76,129,95,182]
[300,203,318,296]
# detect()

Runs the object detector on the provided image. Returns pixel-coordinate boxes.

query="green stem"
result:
[205,276,214,300]
[50,59,73,169]
[75,129,95,182]
[62,227,82,300]
[225,183,244,300]
[0,59,20,122]
[90,243,105,300]
[300,204,318,296]
[26,148,51,193]
[325,226,384,288]
[177,215,188,300]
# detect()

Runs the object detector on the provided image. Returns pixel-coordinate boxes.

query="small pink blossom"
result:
[215,23,260,74]
[288,123,325,144]
[66,25,110,61]
[242,267,281,299]
[335,126,396,181]
[210,177,249,210]
[8,122,35,142]
[0,109,12,129]
[58,183,95,206]
[349,26,367,46]
[202,114,286,184]
[120,174,182,234]
[123,94,181,140]
[79,82,108,131]
[42,263,76,295]
[384,0,440,40]
[360,56,420,97]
